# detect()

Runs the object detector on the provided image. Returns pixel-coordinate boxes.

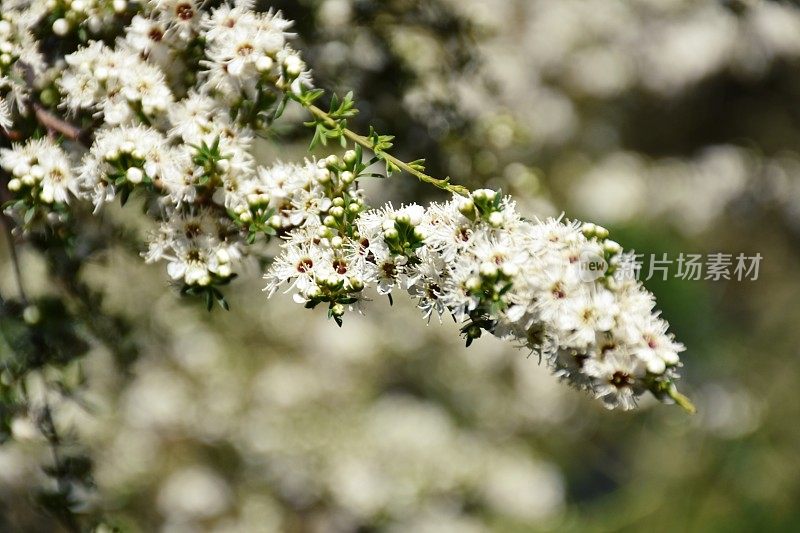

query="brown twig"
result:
[32,103,90,147]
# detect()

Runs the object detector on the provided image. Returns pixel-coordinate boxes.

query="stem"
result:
[32,103,89,147]
[2,217,28,304]
[669,387,696,414]
[304,103,470,197]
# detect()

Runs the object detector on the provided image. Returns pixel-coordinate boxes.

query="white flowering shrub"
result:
[0,1,692,403]
[0,0,696,526]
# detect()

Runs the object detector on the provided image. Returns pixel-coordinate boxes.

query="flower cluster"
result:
[0,12,44,114]
[266,188,684,410]
[59,41,173,126]
[41,0,134,37]
[198,3,311,123]
[0,1,690,411]
[1,137,77,228]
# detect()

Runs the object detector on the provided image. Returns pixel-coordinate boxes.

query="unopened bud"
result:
[603,240,622,255]
[126,167,144,184]
[488,211,504,227]
[256,55,274,72]
[52,18,70,36]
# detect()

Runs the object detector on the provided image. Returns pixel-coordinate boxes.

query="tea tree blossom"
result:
[0,0,693,417]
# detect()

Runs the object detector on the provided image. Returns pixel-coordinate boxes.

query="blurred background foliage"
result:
[2,0,800,531]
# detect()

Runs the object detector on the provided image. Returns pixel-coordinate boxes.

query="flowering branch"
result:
[0,0,694,431]
[301,100,470,196]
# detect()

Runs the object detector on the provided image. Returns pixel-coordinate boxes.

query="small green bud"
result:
[39,88,58,107]
[23,305,41,325]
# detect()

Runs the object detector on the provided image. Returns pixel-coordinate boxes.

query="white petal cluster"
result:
[59,41,174,125]
[263,153,367,316]
[1,137,78,205]
[145,208,242,287]
[77,125,169,209]
[18,0,135,37]
[199,4,311,104]
[0,13,45,112]
[1,1,688,410]
[267,188,685,410]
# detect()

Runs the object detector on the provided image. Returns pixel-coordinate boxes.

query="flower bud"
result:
[383,228,398,241]
[331,236,343,248]
[113,0,127,13]
[394,213,411,225]
[501,263,519,278]
[126,167,144,184]
[329,206,345,218]
[256,55,274,72]
[12,162,30,177]
[458,198,475,216]
[581,222,596,237]
[488,211,504,228]
[331,303,345,317]
[594,225,609,239]
[268,215,281,228]
[323,215,337,227]
[94,67,108,81]
[479,262,498,279]
[646,357,666,375]
[343,150,357,164]
[29,165,45,179]
[340,171,354,184]
[39,188,54,203]
[316,168,331,183]
[52,18,70,36]
[603,240,622,255]
[216,159,230,173]
[216,249,230,263]
[465,276,481,292]
[23,305,40,324]
[7,178,21,191]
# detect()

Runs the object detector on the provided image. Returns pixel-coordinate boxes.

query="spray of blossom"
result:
[0,1,693,412]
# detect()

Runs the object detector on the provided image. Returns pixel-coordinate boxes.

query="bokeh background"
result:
[3,0,800,531]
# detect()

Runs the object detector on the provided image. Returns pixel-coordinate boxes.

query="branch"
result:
[303,102,470,197]
[668,387,697,414]
[32,103,90,147]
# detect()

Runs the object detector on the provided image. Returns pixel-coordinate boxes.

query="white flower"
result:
[584,351,645,411]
